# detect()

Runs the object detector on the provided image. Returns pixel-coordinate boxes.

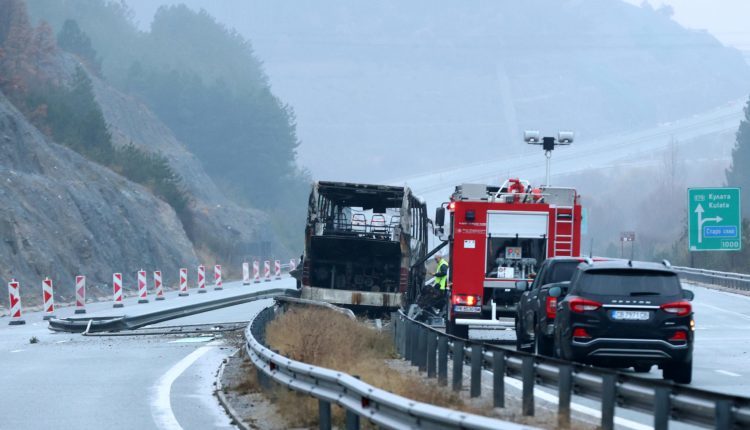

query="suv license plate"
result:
[454,305,481,313]
[611,310,650,321]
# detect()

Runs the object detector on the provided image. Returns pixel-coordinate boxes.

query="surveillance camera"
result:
[557,131,574,144]
[524,130,541,144]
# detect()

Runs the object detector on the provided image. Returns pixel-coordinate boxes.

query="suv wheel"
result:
[663,360,692,384]
[515,317,534,352]
[535,332,553,356]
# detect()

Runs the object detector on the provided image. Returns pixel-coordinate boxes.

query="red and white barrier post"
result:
[137,270,148,303]
[253,261,260,283]
[197,265,207,293]
[242,262,250,285]
[74,275,86,314]
[154,270,165,301]
[113,273,124,308]
[264,260,271,282]
[289,258,297,272]
[42,277,55,320]
[178,268,189,296]
[214,265,223,290]
[7,279,24,325]
[274,260,281,280]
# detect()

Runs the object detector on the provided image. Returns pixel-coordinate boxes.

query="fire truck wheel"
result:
[447,319,468,339]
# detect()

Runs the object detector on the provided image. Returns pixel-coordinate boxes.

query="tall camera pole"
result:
[524,131,574,186]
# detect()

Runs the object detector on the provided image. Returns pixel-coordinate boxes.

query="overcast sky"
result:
[624,0,750,49]
[127,1,750,51]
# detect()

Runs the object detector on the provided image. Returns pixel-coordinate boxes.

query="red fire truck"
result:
[432,178,582,338]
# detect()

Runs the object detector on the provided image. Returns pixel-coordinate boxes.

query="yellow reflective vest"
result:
[435,259,449,290]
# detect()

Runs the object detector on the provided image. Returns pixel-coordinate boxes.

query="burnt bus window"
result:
[485,236,545,279]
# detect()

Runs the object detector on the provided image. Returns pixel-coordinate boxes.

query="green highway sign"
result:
[688,188,741,251]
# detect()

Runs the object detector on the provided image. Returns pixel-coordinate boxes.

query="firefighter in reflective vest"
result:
[434,254,449,291]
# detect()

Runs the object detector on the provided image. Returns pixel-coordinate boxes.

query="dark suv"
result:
[551,260,695,383]
[515,257,602,355]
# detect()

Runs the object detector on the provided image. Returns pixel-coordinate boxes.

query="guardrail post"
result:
[418,326,428,372]
[470,344,482,398]
[319,399,331,430]
[406,323,415,364]
[345,409,359,430]
[493,349,505,408]
[438,336,448,386]
[427,332,437,378]
[452,340,465,392]
[601,373,616,430]
[400,317,408,357]
[521,356,534,416]
[393,315,400,355]
[654,387,670,430]
[715,399,733,430]
[402,318,408,354]
[557,364,572,428]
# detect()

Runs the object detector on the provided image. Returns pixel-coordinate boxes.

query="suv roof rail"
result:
[628,260,633,267]
[662,259,672,268]
[584,257,594,265]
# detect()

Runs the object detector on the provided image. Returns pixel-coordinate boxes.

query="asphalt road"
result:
[0,277,295,430]
[643,282,750,396]
[2,275,749,430]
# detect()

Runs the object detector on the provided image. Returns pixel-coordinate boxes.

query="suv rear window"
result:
[546,261,581,284]
[577,269,681,296]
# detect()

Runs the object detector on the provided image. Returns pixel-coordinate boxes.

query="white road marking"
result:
[10,349,24,353]
[56,340,70,344]
[151,345,214,430]
[715,369,742,377]
[698,303,750,322]
[481,369,652,430]
[168,337,214,344]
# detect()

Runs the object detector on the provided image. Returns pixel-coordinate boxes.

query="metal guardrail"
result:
[245,304,537,430]
[673,266,750,290]
[48,288,293,333]
[394,312,750,430]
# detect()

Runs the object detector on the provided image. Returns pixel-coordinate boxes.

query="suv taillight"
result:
[569,297,601,313]
[452,294,481,306]
[546,296,557,319]
[660,301,691,316]
[669,330,688,341]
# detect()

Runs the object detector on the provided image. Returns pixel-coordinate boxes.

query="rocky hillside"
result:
[0,90,197,305]
[0,1,300,308]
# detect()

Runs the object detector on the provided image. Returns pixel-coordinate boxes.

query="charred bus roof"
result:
[316,181,411,210]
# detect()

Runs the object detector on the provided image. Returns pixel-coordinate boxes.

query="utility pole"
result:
[620,231,635,260]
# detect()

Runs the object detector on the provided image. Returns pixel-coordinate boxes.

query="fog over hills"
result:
[125,0,750,183]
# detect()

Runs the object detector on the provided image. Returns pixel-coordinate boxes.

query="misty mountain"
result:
[124,0,750,182]
[27,0,309,256]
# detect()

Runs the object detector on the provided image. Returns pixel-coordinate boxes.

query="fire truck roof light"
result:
[557,131,575,144]
[524,130,541,143]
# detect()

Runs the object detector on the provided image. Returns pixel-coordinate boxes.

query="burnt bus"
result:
[298,181,428,310]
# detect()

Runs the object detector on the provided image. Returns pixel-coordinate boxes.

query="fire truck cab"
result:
[435,179,582,338]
